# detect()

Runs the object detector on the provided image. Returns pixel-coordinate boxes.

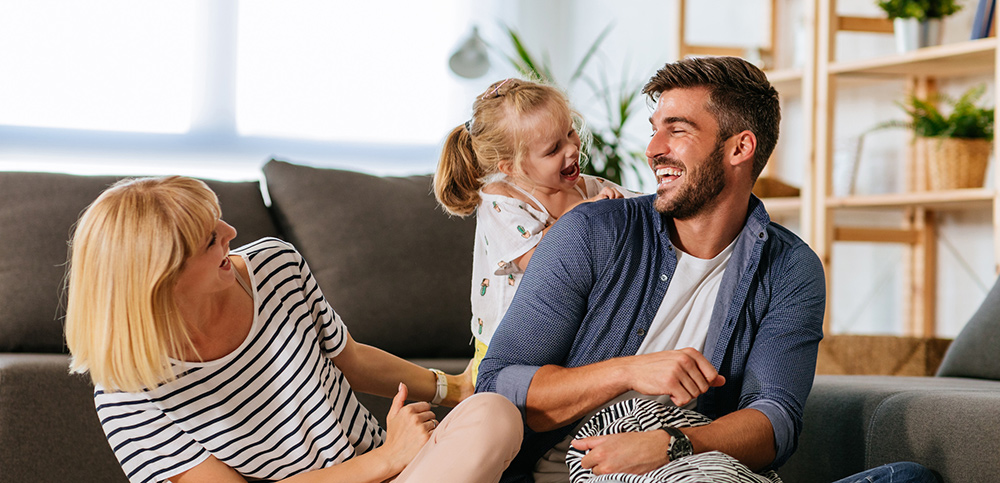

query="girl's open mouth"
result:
[561,162,580,180]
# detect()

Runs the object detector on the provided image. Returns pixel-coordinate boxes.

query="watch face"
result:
[666,427,694,460]
[670,435,693,460]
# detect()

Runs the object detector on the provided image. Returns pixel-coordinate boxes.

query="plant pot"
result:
[893,18,943,53]
[919,137,992,190]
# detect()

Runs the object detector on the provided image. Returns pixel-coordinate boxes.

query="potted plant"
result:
[879,84,994,190]
[876,0,963,52]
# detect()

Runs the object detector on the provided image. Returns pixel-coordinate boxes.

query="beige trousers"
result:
[394,392,523,483]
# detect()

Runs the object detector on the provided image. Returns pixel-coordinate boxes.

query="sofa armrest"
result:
[780,375,1000,483]
[0,354,127,483]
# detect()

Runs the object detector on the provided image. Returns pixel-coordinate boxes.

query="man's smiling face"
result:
[646,87,727,219]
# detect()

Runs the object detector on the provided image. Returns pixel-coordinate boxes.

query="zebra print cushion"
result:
[566,398,783,483]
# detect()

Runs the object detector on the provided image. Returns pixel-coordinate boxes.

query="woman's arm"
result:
[333,332,473,407]
[171,384,436,483]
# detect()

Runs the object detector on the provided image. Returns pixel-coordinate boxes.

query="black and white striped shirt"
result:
[95,238,384,483]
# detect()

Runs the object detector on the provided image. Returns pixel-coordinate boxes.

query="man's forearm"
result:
[524,361,631,432]
[682,408,776,471]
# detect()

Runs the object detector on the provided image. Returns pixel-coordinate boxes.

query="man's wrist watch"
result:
[662,426,694,461]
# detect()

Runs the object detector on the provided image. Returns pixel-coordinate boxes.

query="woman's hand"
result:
[381,383,437,473]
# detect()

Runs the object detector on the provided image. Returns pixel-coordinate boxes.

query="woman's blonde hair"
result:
[65,176,221,392]
[433,78,582,216]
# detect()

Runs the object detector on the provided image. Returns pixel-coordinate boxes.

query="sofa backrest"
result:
[263,160,476,358]
[936,274,1000,380]
[0,172,280,353]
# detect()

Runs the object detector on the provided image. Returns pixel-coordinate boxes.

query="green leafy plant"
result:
[498,25,646,187]
[877,84,994,141]
[876,0,962,20]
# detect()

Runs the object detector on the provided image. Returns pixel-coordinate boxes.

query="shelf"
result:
[760,196,802,214]
[826,188,995,210]
[766,68,805,95]
[828,38,997,78]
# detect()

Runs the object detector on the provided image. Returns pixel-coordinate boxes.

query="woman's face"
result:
[174,219,238,298]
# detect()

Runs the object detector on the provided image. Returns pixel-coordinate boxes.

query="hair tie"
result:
[482,78,512,100]
[464,120,473,132]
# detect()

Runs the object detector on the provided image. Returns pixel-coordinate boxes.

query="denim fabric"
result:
[477,195,826,481]
[832,462,939,483]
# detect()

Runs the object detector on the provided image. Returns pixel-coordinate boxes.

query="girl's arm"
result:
[171,384,436,483]
[333,331,473,407]
[511,188,623,269]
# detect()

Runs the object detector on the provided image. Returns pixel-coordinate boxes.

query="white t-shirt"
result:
[94,238,384,483]
[532,240,736,482]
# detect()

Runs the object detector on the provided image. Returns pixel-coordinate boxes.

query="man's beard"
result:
[653,139,726,219]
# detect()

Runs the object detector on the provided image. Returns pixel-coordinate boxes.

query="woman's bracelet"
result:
[429,368,448,405]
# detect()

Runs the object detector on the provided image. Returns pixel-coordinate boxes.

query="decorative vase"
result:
[893,18,943,53]
[919,137,992,190]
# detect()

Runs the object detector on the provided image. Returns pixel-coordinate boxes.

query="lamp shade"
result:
[449,26,490,79]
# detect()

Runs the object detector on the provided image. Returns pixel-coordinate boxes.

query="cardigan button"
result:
[660,274,668,282]
[637,328,646,336]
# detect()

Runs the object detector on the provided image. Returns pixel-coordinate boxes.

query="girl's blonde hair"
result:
[433,78,581,216]
[65,176,221,392]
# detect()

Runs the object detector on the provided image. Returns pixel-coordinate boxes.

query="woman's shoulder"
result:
[232,237,303,269]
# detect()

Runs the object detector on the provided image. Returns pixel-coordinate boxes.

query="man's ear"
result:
[728,131,757,169]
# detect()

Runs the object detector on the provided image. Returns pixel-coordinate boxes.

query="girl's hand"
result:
[382,383,436,472]
[590,187,624,201]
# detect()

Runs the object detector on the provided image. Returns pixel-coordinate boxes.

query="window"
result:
[0,1,196,133]
[0,0,502,178]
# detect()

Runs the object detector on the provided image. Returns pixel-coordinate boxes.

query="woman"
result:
[64,176,522,483]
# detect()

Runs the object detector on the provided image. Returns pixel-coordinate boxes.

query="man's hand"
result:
[628,348,726,406]
[571,431,672,475]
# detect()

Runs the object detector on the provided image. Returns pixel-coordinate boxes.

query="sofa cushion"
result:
[0,354,128,482]
[936,275,1000,380]
[263,160,476,358]
[0,171,280,353]
[779,375,1000,483]
[866,387,1000,482]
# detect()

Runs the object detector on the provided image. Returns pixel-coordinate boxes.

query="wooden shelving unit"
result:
[814,0,1000,337]
[675,0,999,338]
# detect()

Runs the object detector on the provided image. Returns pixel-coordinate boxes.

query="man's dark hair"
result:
[643,56,780,181]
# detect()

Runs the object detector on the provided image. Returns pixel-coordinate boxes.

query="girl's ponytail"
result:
[434,125,483,216]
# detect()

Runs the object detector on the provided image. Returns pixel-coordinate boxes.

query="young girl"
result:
[433,78,640,384]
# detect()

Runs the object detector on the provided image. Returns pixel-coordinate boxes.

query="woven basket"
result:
[920,137,992,190]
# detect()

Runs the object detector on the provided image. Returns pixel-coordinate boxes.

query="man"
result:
[476,56,826,482]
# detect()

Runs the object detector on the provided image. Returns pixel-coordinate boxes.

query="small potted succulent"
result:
[876,0,962,52]
[879,84,994,190]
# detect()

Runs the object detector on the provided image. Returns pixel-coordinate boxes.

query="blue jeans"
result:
[832,462,938,483]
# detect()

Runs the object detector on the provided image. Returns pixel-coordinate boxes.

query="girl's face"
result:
[512,106,582,192]
[174,219,238,299]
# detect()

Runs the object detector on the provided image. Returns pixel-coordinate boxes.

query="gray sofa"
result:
[780,275,1000,482]
[0,160,474,482]
[2,160,998,483]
